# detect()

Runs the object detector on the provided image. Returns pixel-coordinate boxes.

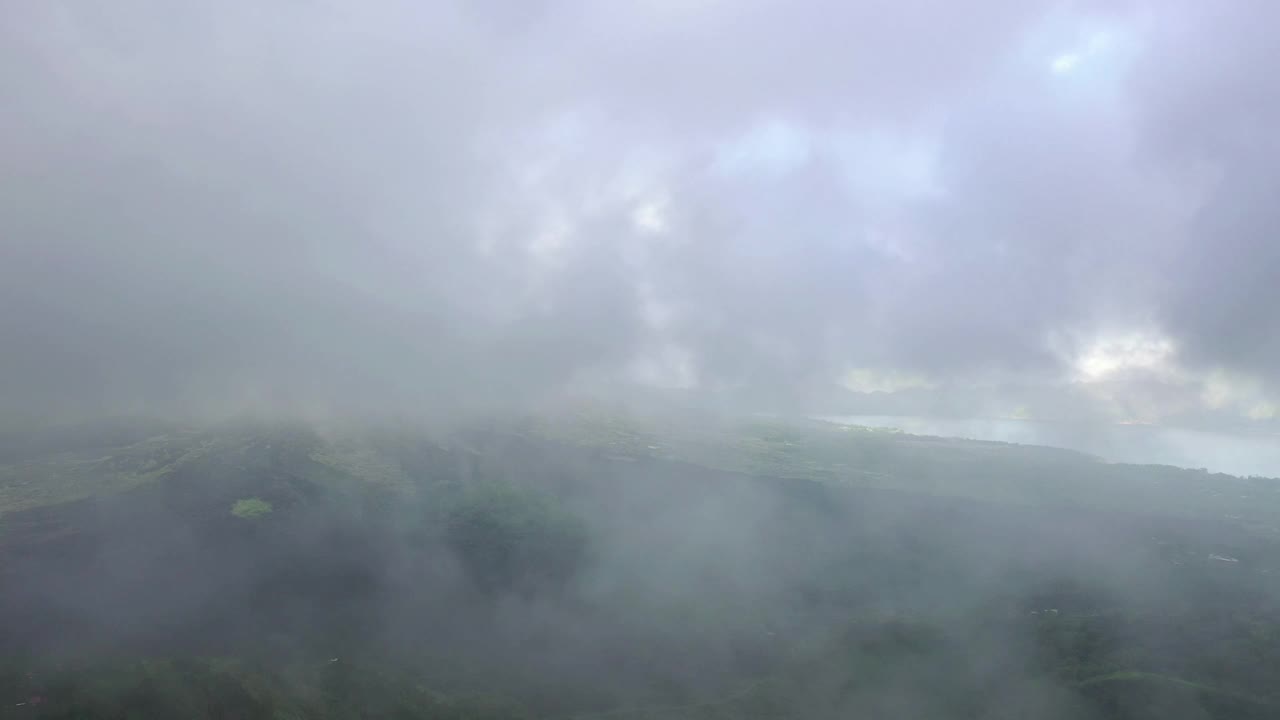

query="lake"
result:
[821,415,1280,479]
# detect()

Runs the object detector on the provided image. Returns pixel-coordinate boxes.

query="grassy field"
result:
[0,430,211,516]
[522,405,1280,535]
[4,411,1280,718]
[5,409,1280,539]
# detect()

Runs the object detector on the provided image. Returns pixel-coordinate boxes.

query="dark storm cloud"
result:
[1,0,1276,421]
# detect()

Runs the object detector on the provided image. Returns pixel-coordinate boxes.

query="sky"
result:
[2,0,1279,426]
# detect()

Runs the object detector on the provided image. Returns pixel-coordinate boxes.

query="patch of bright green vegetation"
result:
[230,497,273,519]
[310,444,414,493]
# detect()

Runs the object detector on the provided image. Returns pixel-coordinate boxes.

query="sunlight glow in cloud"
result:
[1074,332,1177,383]
[1051,53,1081,74]
[1049,30,1113,75]
[632,199,669,235]
[714,120,812,176]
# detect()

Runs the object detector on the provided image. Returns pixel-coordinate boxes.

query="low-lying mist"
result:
[2,413,1279,718]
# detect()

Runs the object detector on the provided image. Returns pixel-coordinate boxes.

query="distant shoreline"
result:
[819,414,1280,479]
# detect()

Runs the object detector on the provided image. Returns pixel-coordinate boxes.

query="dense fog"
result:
[4,2,1280,719]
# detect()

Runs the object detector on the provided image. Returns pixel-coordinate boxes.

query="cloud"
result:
[1,0,1278,425]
